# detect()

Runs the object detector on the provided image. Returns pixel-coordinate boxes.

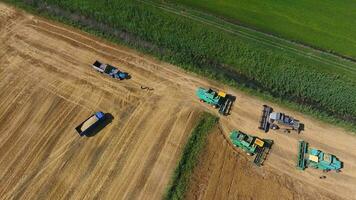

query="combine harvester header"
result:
[196,87,234,115]
[297,140,342,172]
[229,130,273,166]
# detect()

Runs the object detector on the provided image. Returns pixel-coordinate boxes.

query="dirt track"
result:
[0,3,355,200]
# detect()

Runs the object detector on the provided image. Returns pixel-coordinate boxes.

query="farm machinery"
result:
[92,60,129,80]
[297,140,342,172]
[229,130,273,166]
[259,105,302,133]
[75,111,109,137]
[196,87,234,115]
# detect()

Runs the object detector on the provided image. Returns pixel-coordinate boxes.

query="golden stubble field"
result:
[1,3,356,200]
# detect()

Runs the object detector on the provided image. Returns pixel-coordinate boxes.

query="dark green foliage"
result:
[164,113,218,200]
[4,0,356,125]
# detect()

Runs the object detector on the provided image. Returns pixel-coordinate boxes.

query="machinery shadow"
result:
[340,161,344,170]
[298,123,305,133]
[125,74,132,80]
[86,113,114,137]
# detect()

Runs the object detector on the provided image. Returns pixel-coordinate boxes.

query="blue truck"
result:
[92,60,129,80]
[75,112,106,136]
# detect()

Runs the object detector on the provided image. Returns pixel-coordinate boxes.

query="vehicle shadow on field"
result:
[299,123,305,133]
[225,95,236,116]
[86,113,114,137]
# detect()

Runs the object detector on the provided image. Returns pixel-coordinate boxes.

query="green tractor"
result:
[229,130,273,166]
[297,140,342,172]
[196,87,234,115]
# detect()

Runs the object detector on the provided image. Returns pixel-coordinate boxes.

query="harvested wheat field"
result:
[187,129,339,200]
[0,4,201,200]
[0,3,356,200]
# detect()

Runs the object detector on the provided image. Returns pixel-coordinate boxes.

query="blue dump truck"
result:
[75,112,106,136]
[92,60,129,80]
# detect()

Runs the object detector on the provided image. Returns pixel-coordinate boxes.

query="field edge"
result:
[164,112,218,200]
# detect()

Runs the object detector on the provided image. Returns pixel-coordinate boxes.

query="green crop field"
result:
[174,0,356,59]
[4,0,356,129]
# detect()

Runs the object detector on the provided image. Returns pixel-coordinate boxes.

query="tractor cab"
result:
[106,65,128,80]
[114,71,128,80]
[253,138,265,148]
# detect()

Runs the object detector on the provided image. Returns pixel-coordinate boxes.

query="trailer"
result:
[75,112,106,136]
[92,60,129,80]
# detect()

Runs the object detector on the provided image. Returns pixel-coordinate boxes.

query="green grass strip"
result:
[164,113,218,200]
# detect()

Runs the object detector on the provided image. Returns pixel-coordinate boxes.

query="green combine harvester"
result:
[229,130,273,166]
[297,140,342,172]
[196,87,234,115]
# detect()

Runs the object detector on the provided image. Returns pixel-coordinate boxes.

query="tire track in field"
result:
[1,94,78,199]
[6,25,143,101]
[3,42,139,112]
[73,101,149,199]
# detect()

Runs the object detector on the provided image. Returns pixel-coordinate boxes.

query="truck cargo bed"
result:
[75,112,105,136]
